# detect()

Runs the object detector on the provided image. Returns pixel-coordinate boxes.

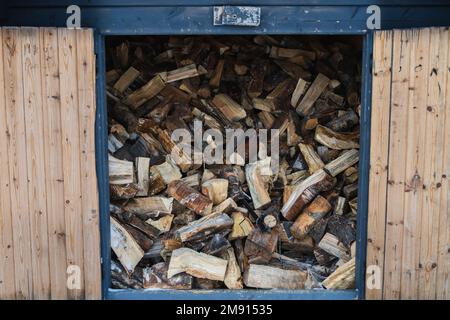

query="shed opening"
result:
[104,35,363,292]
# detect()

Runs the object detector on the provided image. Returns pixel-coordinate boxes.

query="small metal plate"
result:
[214,6,261,27]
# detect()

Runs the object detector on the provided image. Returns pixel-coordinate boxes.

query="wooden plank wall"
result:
[0,27,101,300]
[367,27,450,299]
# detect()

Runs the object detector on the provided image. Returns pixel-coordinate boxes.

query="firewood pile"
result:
[106,35,361,290]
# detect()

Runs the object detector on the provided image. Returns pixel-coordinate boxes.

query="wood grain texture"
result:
[366,30,393,300]
[383,29,412,300]
[0,28,16,299]
[368,28,450,300]
[21,27,51,299]
[40,27,68,300]
[2,27,33,300]
[0,28,100,300]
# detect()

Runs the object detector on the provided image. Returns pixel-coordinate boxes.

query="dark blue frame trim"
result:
[355,31,373,300]
[89,8,375,301]
[94,31,111,300]
[108,289,358,300]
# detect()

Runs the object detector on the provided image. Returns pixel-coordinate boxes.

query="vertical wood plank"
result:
[366,30,393,300]
[2,27,33,300]
[436,28,450,300]
[0,27,16,299]
[399,28,430,299]
[40,27,68,300]
[57,28,85,299]
[418,27,447,299]
[383,29,412,299]
[21,27,51,299]
[76,29,101,299]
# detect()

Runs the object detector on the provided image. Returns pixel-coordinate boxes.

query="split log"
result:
[334,196,346,215]
[149,156,182,193]
[109,155,134,184]
[281,169,335,221]
[136,157,150,196]
[201,178,229,205]
[343,182,358,199]
[175,212,233,242]
[221,247,243,289]
[110,183,139,200]
[143,262,192,289]
[113,66,140,94]
[110,217,144,274]
[290,78,309,108]
[146,214,174,233]
[202,233,231,255]
[245,160,271,209]
[325,109,359,132]
[244,264,307,289]
[296,73,330,116]
[123,74,166,109]
[244,228,278,264]
[168,180,214,216]
[322,257,355,289]
[159,64,199,83]
[290,195,332,240]
[212,198,238,214]
[211,94,246,122]
[157,129,191,172]
[229,211,254,240]
[323,149,359,177]
[314,125,359,150]
[318,233,351,262]
[299,143,325,174]
[167,248,228,281]
[209,59,225,88]
[124,197,173,215]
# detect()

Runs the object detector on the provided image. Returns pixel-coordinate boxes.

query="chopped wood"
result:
[109,155,134,184]
[296,73,330,116]
[124,197,173,216]
[299,143,325,174]
[209,59,225,88]
[281,169,335,221]
[159,64,199,83]
[123,74,166,109]
[143,262,192,289]
[245,160,272,209]
[291,195,332,240]
[107,35,362,291]
[110,217,144,274]
[229,211,254,240]
[291,78,309,107]
[168,180,213,216]
[211,94,247,122]
[113,66,140,94]
[221,247,243,289]
[176,212,233,242]
[135,157,150,196]
[244,264,307,289]
[323,149,359,177]
[314,125,360,150]
[318,233,351,262]
[110,183,139,200]
[201,178,229,205]
[167,248,228,281]
[322,257,355,289]
[146,214,174,233]
[244,228,278,264]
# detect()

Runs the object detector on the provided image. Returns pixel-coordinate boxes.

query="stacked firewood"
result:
[106,35,361,290]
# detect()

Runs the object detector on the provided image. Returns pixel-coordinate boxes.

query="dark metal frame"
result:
[93,9,373,301]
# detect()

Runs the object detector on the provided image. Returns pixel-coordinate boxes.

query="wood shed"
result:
[0,1,449,300]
